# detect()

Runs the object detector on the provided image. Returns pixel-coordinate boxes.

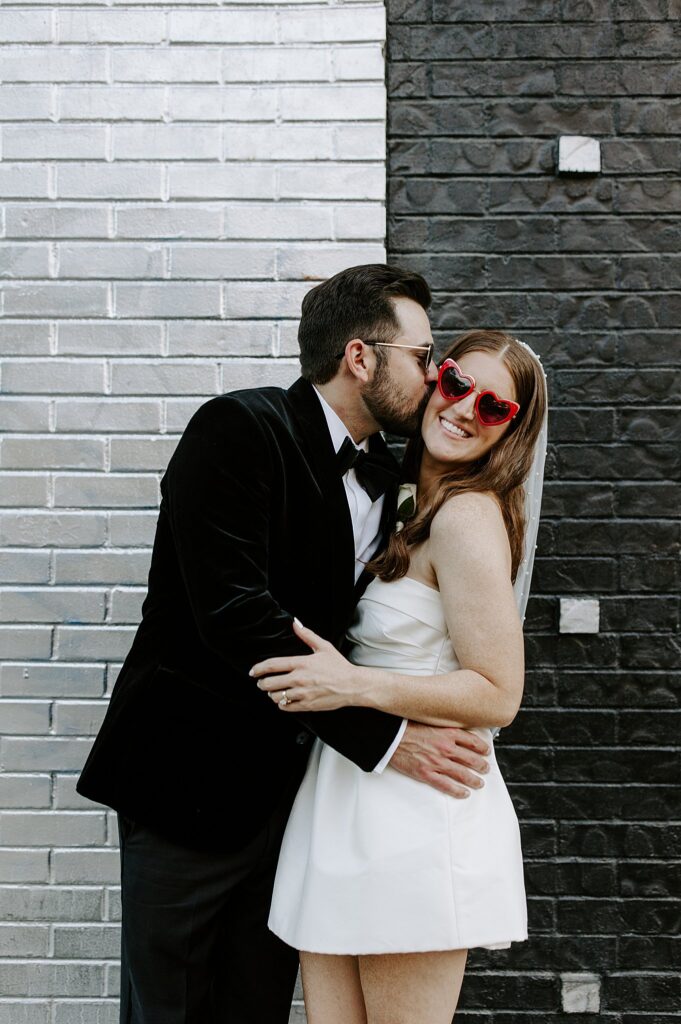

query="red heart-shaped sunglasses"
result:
[437,359,520,426]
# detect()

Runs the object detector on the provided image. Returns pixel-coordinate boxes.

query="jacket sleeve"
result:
[164,396,403,772]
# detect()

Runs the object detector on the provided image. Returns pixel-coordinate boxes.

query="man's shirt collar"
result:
[313,386,369,455]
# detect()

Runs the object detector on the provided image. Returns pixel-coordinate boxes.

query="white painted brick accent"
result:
[559,598,601,634]
[561,973,602,1013]
[0,4,386,1019]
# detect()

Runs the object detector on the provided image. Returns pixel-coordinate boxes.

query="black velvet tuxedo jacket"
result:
[77,378,403,850]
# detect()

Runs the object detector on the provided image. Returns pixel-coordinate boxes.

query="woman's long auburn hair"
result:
[369,331,547,583]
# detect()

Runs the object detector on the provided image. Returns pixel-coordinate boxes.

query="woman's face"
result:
[421,349,518,470]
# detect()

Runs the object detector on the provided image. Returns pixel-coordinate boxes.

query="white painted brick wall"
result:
[0,3,387,1020]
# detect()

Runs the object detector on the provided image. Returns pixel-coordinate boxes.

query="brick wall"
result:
[387,0,680,1020]
[0,3,386,1019]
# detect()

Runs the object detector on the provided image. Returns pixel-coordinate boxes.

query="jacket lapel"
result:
[287,378,356,615]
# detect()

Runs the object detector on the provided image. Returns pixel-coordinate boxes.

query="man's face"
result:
[361,297,437,437]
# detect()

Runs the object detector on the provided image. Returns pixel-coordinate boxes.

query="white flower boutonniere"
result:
[395,482,417,533]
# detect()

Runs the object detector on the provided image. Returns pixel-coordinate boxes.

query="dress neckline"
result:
[371,575,440,597]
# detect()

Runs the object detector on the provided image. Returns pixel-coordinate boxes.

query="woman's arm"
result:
[251,493,524,730]
[356,493,524,728]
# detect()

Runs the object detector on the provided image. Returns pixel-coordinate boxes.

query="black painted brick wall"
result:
[387,1,681,1019]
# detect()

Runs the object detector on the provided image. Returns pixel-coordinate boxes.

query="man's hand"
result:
[389,722,491,798]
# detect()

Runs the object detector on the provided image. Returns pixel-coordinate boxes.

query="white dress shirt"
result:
[314,388,407,772]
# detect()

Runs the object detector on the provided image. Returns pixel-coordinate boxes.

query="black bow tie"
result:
[336,436,400,503]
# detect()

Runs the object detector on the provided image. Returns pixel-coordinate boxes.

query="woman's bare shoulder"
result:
[429,492,511,579]
[431,491,505,539]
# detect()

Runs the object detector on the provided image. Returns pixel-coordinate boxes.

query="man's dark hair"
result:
[298,264,432,384]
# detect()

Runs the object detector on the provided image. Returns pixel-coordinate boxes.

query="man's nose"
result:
[426,359,438,383]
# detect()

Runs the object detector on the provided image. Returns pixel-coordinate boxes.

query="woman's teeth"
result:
[440,417,470,439]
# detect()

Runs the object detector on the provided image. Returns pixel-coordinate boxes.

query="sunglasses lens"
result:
[478,393,511,425]
[440,366,471,400]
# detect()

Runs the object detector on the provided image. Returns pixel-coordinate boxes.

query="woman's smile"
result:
[438,415,473,440]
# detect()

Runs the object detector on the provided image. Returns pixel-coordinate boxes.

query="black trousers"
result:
[118,802,300,1024]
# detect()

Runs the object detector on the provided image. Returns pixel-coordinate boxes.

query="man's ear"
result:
[341,339,371,383]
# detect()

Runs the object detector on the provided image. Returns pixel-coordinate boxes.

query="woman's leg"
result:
[358,949,468,1024]
[300,952,368,1024]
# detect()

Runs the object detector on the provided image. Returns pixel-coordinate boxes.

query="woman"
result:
[251,331,548,1023]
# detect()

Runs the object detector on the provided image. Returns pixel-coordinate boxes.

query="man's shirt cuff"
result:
[372,718,408,774]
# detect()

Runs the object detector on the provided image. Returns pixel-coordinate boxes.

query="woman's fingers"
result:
[292,618,329,651]
[269,688,295,704]
[257,673,299,692]
[249,622,333,679]
[250,658,299,680]
[267,688,307,711]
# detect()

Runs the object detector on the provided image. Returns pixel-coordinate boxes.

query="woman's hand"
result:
[250,619,366,712]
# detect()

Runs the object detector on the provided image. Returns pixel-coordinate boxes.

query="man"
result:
[77,264,490,1023]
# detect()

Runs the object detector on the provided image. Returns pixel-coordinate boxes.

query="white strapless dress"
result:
[268,576,527,954]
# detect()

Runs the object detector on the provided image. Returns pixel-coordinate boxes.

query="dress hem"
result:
[269,928,529,957]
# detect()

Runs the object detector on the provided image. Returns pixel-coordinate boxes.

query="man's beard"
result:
[362,357,432,437]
